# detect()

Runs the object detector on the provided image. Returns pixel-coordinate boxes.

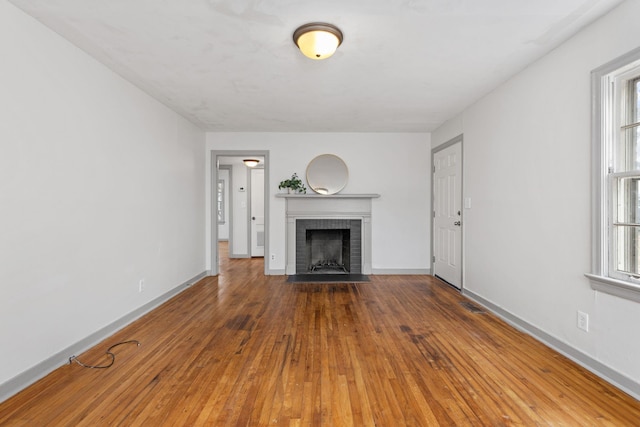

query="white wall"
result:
[217,168,230,241]
[0,2,206,391]
[432,0,640,394]
[230,162,250,255]
[206,133,431,274]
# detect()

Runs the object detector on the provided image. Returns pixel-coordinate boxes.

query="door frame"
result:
[210,150,269,276]
[431,134,464,290]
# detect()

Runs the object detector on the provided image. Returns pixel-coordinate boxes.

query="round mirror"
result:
[306,154,348,195]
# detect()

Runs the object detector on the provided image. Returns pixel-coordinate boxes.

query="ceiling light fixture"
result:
[243,159,260,168]
[293,22,343,60]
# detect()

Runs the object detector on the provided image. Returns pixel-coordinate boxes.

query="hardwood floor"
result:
[1,243,639,426]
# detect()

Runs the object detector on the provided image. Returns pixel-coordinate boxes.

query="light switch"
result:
[464,197,472,209]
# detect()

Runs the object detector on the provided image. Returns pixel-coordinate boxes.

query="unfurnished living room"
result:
[2,0,640,425]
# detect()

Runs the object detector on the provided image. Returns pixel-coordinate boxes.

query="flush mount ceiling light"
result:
[243,159,260,168]
[293,22,343,60]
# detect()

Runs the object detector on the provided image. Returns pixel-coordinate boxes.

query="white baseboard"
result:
[229,253,250,259]
[371,268,431,275]
[0,270,208,403]
[463,288,640,401]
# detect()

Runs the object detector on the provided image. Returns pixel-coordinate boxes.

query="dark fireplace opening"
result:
[306,229,350,274]
[295,219,361,275]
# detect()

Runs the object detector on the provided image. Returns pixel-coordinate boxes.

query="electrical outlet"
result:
[577,311,589,332]
[138,279,145,293]
[271,254,276,261]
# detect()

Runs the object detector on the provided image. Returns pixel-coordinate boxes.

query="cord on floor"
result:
[69,340,141,369]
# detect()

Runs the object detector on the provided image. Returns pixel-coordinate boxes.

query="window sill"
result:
[585,273,640,303]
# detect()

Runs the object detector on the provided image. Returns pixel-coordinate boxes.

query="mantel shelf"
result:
[276,193,380,199]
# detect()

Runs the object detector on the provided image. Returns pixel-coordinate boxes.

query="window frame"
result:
[587,47,640,303]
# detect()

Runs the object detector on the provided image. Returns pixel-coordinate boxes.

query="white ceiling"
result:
[9,0,623,133]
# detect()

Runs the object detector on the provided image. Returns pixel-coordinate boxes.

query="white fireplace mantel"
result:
[278,193,380,275]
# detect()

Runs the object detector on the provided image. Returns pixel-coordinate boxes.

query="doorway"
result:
[210,151,269,276]
[432,135,463,289]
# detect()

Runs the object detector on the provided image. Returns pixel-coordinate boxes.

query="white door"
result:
[250,168,265,257]
[433,141,462,289]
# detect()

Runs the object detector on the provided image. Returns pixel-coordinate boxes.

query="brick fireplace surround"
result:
[296,218,361,274]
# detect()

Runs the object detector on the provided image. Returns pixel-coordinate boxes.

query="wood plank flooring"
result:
[1,243,639,425]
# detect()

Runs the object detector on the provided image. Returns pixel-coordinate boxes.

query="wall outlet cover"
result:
[577,310,589,332]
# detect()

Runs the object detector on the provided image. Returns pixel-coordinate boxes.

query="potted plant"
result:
[278,173,307,194]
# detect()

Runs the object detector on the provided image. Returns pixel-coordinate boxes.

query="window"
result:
[611,75,640,278]
[588,48,640,303]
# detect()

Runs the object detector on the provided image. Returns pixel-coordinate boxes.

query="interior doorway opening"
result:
[211,150,269,276]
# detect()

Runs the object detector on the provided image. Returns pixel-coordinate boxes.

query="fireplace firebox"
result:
[307,229,349,273]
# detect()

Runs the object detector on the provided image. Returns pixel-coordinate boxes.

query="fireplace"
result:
[296,219,361,274]
[279,193,379,275]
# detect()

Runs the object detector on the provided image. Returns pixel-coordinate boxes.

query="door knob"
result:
[252,216,256,220]
[454,221,461,226]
